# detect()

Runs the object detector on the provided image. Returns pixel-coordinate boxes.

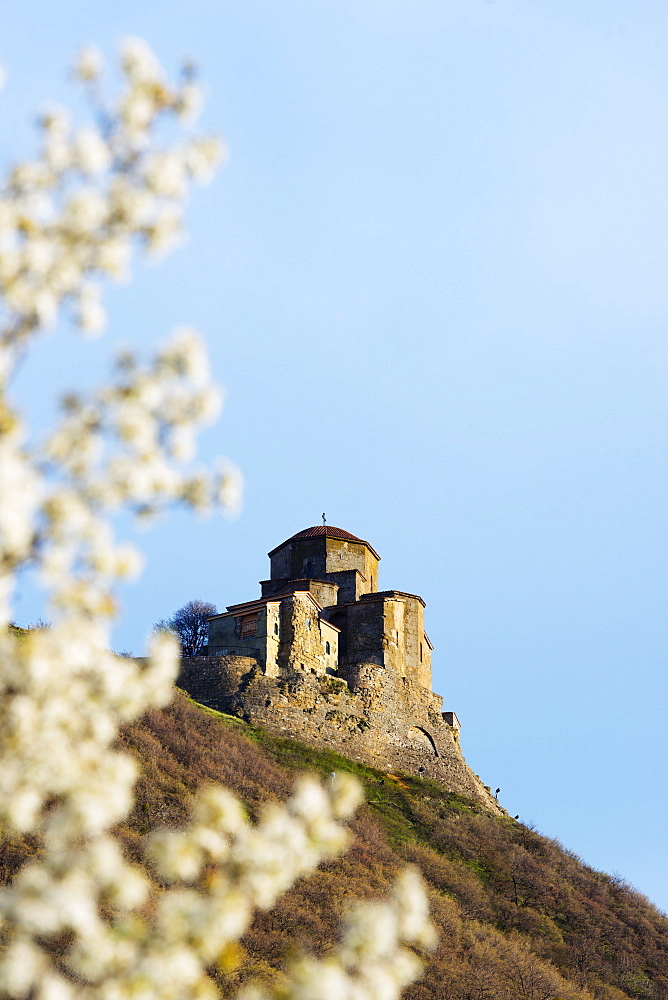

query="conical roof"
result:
[289,525,363,542]
[268,525,380,560]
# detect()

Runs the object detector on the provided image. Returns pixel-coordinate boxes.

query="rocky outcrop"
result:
[177,655,503,814]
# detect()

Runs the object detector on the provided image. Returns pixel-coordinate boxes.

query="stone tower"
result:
[263,524,380,604]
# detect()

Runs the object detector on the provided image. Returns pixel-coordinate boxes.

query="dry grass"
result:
[2,690,667,1000]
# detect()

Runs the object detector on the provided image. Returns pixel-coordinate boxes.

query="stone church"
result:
[207,524,433,688]
[178,524,501,812]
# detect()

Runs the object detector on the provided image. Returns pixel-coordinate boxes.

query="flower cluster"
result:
[241,868,436,1000]
[0,41,435,1000]
[0,774,365,1000]
[0,37,221,370]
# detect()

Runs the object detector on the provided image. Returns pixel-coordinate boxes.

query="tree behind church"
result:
[155,599,217,656]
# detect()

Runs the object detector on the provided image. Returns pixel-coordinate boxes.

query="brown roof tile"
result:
[268,525,381,560]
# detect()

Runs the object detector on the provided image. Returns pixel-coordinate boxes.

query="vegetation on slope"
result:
[2,691,666,1000]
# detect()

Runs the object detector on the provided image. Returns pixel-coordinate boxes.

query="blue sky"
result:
[4,1,668,911]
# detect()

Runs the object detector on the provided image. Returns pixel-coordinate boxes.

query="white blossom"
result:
[118,89,155,139]
[120,37,162,85]
[186,136,225,181]
[65,189,108,232]
[96,238,130,281]
[144,151,188,198]
[146,203,183,255]
[75,282,106,335]
[75,45,104,81]
[177,82,203,122]
[73,128,111,175]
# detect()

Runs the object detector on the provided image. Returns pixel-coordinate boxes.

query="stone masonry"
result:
[178,525,502,813]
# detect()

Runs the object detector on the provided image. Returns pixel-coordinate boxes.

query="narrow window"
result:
[420,642,423,662]
[325,641,331,655]
[274,622,279,635]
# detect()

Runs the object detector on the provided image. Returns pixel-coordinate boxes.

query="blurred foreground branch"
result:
[0,41,434,1000]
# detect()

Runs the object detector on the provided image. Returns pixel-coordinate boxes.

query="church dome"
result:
[268,525,380,561]
[288,525,364,543]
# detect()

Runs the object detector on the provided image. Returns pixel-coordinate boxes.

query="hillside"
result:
[2,690,667,1000]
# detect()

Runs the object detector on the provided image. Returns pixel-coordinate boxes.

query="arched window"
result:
[325,641,331,655]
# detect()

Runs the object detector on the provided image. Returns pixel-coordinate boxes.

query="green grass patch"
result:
[176,691,248,727]
[185,698,487,852]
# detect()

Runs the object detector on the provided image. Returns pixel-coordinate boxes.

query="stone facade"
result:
[207,591,339,678]
[266,529,380,604]
[180,524,502,813]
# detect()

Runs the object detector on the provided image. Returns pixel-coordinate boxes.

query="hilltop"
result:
[2,690,667,1000]
[178,524,505,812]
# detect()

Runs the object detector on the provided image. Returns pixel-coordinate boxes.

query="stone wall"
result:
[322,536,379,592]
[276,593,338,674]
[325,568,365,603]
[260,577,340,607]
[341,599,384,666]
[177,654,503,814]
[208,593,339,677]
[322,591,432,689]
[176,655,259,709]
[208,602,276,669]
